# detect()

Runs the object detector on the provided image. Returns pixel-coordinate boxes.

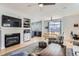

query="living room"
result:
[0,3,79,56]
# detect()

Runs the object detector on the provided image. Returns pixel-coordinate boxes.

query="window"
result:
[48,21,61,33]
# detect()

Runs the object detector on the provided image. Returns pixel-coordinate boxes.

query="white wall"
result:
[0,6,26,49]
[62,14,79,37]
[31,21,42,31]
[43,20,48,33]
[60,14,79,46]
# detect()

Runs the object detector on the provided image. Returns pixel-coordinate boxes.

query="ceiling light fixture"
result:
[38,3,43,7]
[38,3,56,7]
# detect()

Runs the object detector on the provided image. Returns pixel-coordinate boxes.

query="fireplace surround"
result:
[5,33,20,48]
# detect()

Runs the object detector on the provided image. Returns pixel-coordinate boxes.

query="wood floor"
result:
[0,37,45,56]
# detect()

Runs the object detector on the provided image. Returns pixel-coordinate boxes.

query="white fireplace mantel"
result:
[0,29,24,49]
[0,11,31,50]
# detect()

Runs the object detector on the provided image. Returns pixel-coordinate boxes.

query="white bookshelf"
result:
[23,18,31,42]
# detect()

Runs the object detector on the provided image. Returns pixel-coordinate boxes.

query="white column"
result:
[42,20,44,37]
[1,30,5,49]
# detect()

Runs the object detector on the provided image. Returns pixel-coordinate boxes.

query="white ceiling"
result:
[0,3,79,22]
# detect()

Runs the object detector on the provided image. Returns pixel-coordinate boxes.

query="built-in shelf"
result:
[23,18,30,28]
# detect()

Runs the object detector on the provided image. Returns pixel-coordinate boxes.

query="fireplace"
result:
[5,33,20,48]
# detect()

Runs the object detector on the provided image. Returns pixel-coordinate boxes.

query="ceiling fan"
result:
[26,3,56,7]
[38,3,56,5]
[38,3,56,7]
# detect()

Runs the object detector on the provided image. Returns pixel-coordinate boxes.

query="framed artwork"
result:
[74,24,78,27]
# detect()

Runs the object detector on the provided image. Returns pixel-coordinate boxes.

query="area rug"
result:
[4,42,42,56]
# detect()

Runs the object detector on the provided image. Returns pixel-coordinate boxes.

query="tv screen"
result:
[2,15,21,27]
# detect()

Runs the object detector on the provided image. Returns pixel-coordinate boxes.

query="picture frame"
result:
[74,24,78,27]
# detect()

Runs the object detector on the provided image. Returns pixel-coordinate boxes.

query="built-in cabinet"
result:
[23,18,31,42]
[0,15,31,50]
[23,29,31,42]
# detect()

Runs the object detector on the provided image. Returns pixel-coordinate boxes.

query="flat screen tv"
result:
[2,15,21,27]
